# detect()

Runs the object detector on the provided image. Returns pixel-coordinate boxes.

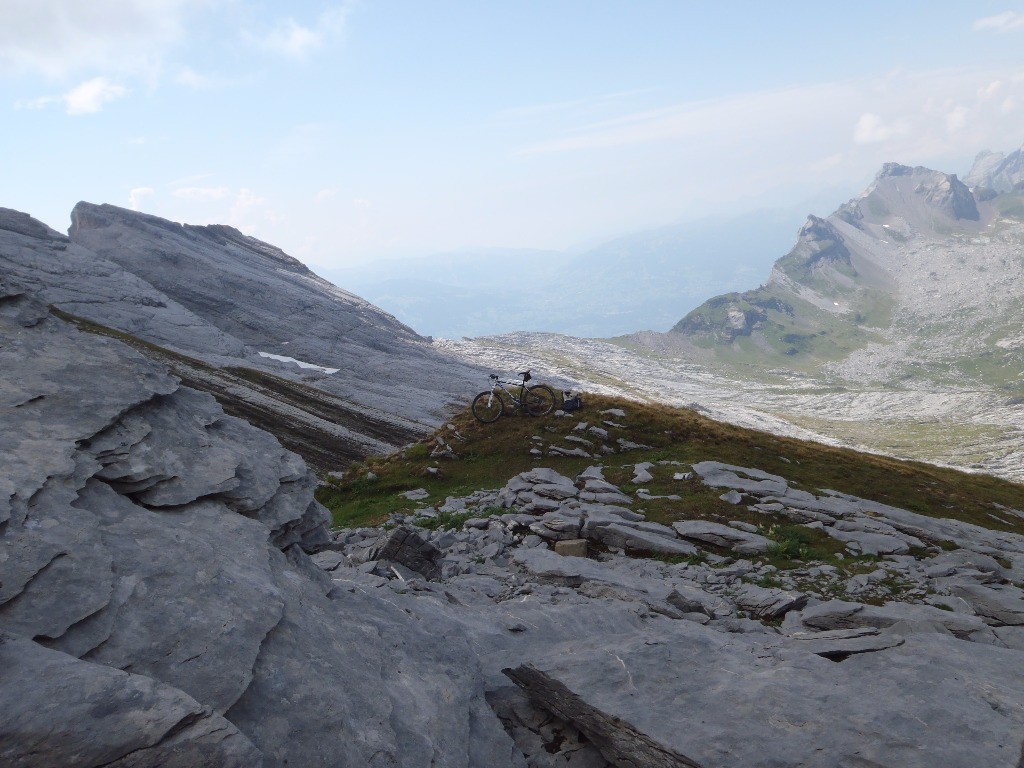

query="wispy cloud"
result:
[21,76,129,114]
[973,11,1024,32]
[497,88,658,122]
[516,68,1024,165]
[128,187,154,211]
[65,77,129,114]
[0,0,202,79]
[173,186,231,201]
[244,6,349,60]
[853,112,910,144]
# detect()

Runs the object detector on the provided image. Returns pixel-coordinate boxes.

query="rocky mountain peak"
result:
[856,163,979,223]
[184,223,313,276]
[777,214,854,278]
[966,142,1024,193]
[0,207,67,242]
[70,201,185,239]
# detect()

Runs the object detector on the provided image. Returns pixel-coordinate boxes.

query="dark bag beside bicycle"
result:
[562,391,583,412]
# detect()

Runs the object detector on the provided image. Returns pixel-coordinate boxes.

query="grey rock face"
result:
[0,207,247,358]
[0,287,519,767]
[0,632,262,768]
[0,206,457,470]
[68,202,481,424]
[505,627,1024,768]
[966,144,1024,192]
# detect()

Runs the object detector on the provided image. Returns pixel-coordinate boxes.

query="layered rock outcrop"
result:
[0,277,518,767]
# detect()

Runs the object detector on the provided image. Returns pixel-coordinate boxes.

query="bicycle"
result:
[471,370,557,423]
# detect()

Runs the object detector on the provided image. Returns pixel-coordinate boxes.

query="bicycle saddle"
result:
[518,370,531,381]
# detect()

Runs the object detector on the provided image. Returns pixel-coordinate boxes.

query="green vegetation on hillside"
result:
[317,393,1024,542]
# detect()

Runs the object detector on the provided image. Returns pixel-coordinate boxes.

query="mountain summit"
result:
[663,151,1024,390]
[1,202,485,471]
[965,143,1024,193]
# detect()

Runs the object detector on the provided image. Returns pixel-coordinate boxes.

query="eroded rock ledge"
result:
[0,276,518,767]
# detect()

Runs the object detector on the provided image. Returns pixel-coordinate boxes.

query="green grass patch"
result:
[316,393,1024,539]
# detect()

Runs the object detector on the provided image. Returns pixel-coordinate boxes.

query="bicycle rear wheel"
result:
[472,391,504,423]
[524,384,556,416]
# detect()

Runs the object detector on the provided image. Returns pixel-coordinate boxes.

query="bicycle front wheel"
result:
[524,384,556,416]
[472,391,504,423]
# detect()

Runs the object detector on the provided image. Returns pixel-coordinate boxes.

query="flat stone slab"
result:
[505,625,1024,768]
[780,631,906,660]
[797,599,994,642]
[691,461,789,495]
[673,520,773,554]
[950,583,1024,626]
[590,524,698,557]
[734,583,808,620]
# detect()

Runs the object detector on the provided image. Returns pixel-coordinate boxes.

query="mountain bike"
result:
[471,370,557,423]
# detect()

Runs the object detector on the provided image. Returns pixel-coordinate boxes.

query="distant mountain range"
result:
[441,144,1024,481]
[329,207,820,338]
[645,144,1024,393]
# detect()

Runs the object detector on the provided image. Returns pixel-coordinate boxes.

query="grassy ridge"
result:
[317,393,1024,537]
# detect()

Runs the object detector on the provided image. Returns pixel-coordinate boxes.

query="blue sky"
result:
[2,1,1024,269]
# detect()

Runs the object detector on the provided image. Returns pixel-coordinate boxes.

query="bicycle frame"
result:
[484,374,531,411]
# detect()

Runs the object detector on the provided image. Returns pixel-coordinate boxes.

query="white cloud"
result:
[229,188,269,225]
[0,0,203,79]
[20,76,129,114]
[853,113,910,144]
[315,187,340,203]
[979,80,1002,98]
[129,187,154,210]
[244,6,348,60]
[973,11,1024,32]
[173,186,230,201]
[64,77,129,114]
[168,172,214,187]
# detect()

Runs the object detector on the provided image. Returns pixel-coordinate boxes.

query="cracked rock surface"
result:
[328,450,1024,766]
[0,277,519,767]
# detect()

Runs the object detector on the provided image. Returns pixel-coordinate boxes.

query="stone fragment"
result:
[734,583,809,619]
[549,446,592,458]
[632,462,654,484]
[554,539,589,558]
[369,526,443,581]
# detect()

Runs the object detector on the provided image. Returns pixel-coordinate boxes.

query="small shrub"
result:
[405,443,430,461]
[765,525,824,562]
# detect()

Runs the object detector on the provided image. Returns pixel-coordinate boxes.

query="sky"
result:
[2,1,1024,271]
